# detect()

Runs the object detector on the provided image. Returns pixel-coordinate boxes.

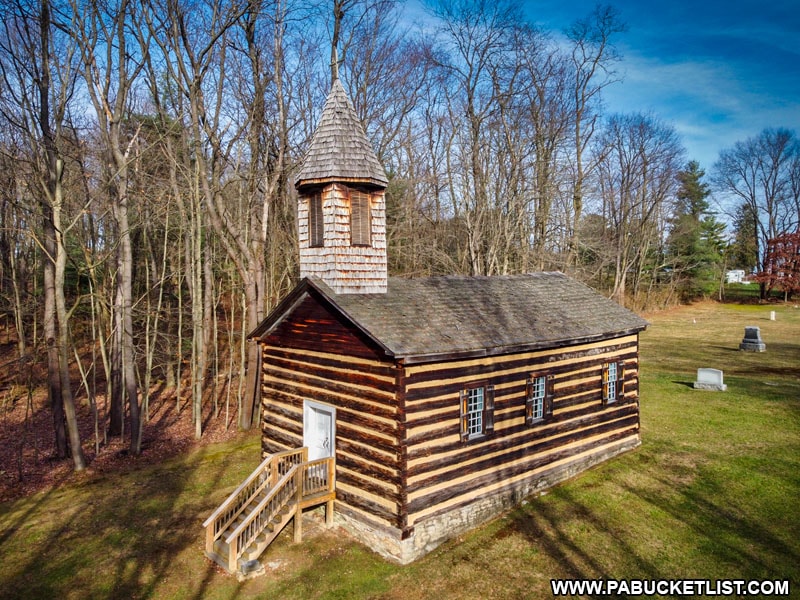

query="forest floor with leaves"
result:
[0,326,246,503]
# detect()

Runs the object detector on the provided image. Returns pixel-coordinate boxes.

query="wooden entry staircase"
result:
[203,447,335,575]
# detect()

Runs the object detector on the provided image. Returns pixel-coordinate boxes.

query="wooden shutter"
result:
[616,361,625,401]
[602,364,610,405]
[525,376,534,425]
[309,192,323,247]
[484,385,495,434]
[459,389,468,442]
[350,189,371,246]
[544,374,554,418]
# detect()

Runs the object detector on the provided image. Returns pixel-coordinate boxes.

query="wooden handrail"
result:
[203,447,307,555]
[223,456,335,569]
[225,465,301,568]
[301,458,334,496]
[202,455,271,530]
[203,448,334,572]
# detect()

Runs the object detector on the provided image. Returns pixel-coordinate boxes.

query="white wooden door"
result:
[303,401,335,461]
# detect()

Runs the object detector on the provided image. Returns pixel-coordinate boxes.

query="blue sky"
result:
[529,0,800,172]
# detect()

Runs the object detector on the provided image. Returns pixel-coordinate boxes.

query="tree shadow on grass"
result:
[687,342,800,381]
[506,484,665,588]
[0,439,260,599]
[617,458,800,582]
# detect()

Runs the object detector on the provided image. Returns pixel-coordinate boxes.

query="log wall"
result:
[260,342,402,533]
[401,334,640,529]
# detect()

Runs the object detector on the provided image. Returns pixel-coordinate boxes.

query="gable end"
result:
[254,283,392,362]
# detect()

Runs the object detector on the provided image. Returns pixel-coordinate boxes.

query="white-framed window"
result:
[529,376,545,421]
[460,384,494,441]
[466,387,483,435]
[603,361,624,404]
[526,374,553,424]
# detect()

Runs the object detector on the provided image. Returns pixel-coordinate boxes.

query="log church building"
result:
[205,78,648,571]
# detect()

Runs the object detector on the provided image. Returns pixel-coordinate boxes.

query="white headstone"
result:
[770,311,776,321]
[693,368,727,391]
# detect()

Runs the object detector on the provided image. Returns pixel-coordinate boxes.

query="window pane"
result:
[605,363,617,402]
[467,387,484,436]
[530,376,545,421]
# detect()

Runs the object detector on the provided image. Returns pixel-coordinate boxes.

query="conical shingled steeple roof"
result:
[294,79,388,189]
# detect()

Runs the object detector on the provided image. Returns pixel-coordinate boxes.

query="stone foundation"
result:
[335,436,641,564]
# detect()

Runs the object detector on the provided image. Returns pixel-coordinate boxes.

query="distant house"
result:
[205,79,648,571]
[726,269,748,284]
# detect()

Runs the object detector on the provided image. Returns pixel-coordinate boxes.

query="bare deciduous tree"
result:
[64,0,152,453]
[713,127,799,298]
[593,112,684,306]
[1,0,85,469]
[566,4,625,266]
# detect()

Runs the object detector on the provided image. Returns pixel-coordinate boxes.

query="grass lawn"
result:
[1,301,798,599]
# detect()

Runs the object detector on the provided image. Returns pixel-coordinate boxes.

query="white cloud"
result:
[600,49,799,168]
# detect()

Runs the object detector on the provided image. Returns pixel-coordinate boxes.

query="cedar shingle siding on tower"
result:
[295,79,388,294]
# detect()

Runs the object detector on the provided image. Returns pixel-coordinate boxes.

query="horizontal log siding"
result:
[262,295,385,360]
[410,433,638,526]
[260,345,403,529]
[402,335,640,527]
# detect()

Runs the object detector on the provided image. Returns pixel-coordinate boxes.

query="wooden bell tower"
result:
[294,79,388,294]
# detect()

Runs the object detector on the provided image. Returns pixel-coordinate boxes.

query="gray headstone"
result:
[693,368,727,391]
[739,326,766,352]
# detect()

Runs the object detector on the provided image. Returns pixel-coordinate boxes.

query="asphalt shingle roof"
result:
[255,274,648,363]
[294,79,388,189]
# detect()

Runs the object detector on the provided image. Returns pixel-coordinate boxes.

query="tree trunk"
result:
[114,194,141,455]
[7,237,27,359]
[42,210,67,458]
[53,159,86,470]
[109,292,123,437]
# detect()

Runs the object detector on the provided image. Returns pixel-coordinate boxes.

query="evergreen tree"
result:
[667,161,726,298]
[729,202,759,272]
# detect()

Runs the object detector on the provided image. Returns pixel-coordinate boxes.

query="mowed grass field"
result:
[1,301,798,599]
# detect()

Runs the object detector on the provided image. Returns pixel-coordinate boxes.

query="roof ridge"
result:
[386,272,566,282]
